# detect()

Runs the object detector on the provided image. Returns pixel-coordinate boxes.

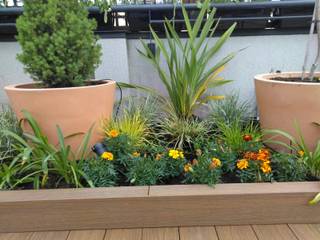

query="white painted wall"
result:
[0,34,316,106]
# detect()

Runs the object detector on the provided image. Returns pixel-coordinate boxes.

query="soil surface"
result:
[271,77,320,82]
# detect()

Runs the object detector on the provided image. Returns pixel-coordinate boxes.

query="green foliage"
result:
[129,0,236,120]
[0,111,93,189]
[0,106,22,163]
[217,120,262,153]
[184,153,222,186]
[104,96,159,148]
[81,157,117,187]
[16,0,101,88]
[265,127,320,178]
[158,115,210,149]
[271,152,307,182]
[126,155,165,186]
[209,93,253,127]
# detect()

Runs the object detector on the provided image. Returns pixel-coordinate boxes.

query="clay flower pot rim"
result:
[4,79,116,92]
[255,72,320,86]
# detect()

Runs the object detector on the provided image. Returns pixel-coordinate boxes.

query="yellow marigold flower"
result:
[169,149,181,159]
[298,150,305,157]
[179,151,184,158]
[108,129,119,138]
[237,159,249,170]
[101,151,114,161]
[260,162,272,174]
[155,153,163,160]
[184,163,193,173]
[132,152,140,157]
[211,157,222,167]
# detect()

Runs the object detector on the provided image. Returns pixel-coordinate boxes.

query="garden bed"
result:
[0,182,319,233]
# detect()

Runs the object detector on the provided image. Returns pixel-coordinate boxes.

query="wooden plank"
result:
[289,224,320,240]
[29,231,69,240]
[0,182,320,232]
[0,232,33,240]
[147,182,320,226]
[179,226,218,240]
[0,186,149,233]
[67,230,105,240]
[215,225,257,240]
[104,229,142,240]
[252,224,298,240]
[142,228,179,240]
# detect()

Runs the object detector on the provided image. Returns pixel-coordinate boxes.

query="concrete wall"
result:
[0,34,316,105]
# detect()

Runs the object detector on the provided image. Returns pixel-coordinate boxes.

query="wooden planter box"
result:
[0,182,319,233]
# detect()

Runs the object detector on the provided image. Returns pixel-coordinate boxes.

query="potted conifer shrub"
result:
[4,0,116,151]
[254,0,320,150]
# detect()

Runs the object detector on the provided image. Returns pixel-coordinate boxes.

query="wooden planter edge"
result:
[0,182,319,233]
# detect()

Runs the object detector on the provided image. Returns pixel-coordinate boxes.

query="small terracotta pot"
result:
[5,80,115,154]
[255,72,320,151]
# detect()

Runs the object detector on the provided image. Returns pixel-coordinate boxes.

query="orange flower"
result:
[243,134,253,142]
[155,153,163,160]
[211,158,222,168]
[191,159,199,165]
[184,163,193,173]
[298,150,305,157]
[132,152,140,157]
[237,159,249,170]
[243,151,257,161]
[108,129,119,138]
[257,149,270,161]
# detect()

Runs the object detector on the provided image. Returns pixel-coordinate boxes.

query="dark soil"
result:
[271,77,320,83]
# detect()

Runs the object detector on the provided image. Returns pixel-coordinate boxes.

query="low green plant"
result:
[126,155,166,186]
[0,105,22,163]
[209,93,253,127]
[271,152,307,182]
[104,97,158,148]
[183,154,222,186]
[158,115,210,149]
[81,157,117,187]
[1,111,93,189]
[124,0,236,120]
[16,0,101,88]
[217,120,262,153]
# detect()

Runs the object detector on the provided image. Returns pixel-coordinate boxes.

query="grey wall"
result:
[0,34,316,106]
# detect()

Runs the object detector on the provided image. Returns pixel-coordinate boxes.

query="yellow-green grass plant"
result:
[121,0,236,120]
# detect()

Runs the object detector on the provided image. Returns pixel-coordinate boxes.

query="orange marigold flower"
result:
[101,151,114,161]
[211,157,222,168]
[108,129,119,138]
[184,163,193,173]
[243,151,257,161]
[191,159,199,165]
[132,152,140,157]
[257,149,270,161]
[260,162,272,174]
[237,159,249,170]
[243,134,253,142]
[155,153,163,160]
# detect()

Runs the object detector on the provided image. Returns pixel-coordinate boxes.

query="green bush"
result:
[16,0,102,88]
[81,157,118,187]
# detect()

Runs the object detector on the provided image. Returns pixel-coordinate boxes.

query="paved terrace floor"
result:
[0,224,320,240]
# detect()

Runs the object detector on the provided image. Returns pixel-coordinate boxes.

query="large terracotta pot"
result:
[5,80,115,153]
[255,72,320,150]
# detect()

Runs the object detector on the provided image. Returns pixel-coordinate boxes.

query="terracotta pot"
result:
[5,80,116,153]
[255,72,320,151]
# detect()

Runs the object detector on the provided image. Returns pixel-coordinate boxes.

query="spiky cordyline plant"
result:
[123,0,236,120]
